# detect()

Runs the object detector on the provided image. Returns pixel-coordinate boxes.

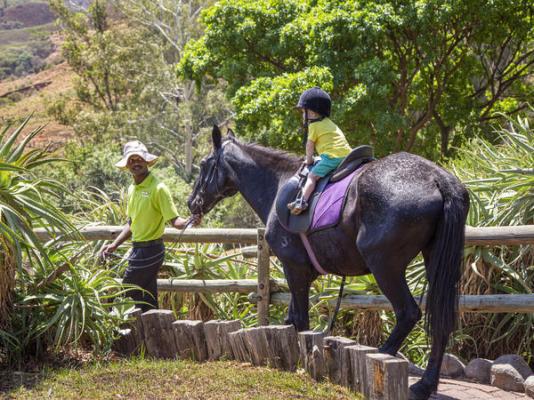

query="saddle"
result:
[275,145,374,234]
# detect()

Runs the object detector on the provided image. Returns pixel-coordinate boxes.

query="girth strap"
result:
[299,233,328,275]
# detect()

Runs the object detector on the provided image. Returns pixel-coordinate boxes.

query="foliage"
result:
[49,0,232,180]
[0,38,53,79]
[449,112,533,363]
[158,243,258,323]
[0,117,138,367]
[0,115,76,328]
[178,0,534,159]
[5,241,138,363]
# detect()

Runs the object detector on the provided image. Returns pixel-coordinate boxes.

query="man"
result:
[101,140,199,311]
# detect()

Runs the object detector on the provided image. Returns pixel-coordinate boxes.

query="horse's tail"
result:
[425,171,469,351]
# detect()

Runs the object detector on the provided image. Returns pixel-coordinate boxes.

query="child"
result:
[287,87,352,215]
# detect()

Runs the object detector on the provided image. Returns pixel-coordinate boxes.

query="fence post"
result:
[257,228,270,326]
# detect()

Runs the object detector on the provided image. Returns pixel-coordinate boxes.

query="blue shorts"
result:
[310,154,345,177]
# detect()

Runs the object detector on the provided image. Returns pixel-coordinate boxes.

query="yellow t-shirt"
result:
[126,173,179,242]
[308,117,352,158]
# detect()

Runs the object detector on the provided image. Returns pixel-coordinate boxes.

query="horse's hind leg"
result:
[358,245,422,356]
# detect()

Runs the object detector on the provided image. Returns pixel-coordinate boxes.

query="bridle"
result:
[191,145,232,214]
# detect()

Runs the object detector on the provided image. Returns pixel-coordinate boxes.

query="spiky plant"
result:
[450,112,533,362]
[0,116,77,329]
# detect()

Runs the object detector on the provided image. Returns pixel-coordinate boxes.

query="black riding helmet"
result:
[296,87,331,117]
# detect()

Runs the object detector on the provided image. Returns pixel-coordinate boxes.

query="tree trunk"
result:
[0,239,15,329]
[185,123,193,179]
[433,110,451,157]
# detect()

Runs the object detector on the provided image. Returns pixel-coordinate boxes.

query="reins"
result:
[326,275,346,335]
[103,216,196,267]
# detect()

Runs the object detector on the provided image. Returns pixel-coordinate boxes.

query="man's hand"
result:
[100,243,118,260]
[173,217,191,229]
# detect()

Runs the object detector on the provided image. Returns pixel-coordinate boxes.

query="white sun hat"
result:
[115,140,158,168]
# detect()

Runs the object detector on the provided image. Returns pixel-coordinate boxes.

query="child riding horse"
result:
[188,126,469,400]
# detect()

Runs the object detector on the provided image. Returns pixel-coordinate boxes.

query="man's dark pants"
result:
[122,240,165,312]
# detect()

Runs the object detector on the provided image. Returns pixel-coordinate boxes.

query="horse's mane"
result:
[229,138,301,172]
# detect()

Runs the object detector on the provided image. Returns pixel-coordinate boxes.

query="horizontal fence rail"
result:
[144,278,287,294]
[34,224,534,246]
[264,293,534,314]
[34,226,259,244]
[35,225,534,316]
[464,225,534,246]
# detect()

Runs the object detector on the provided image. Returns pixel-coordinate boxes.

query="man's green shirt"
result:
[127,173,178,242]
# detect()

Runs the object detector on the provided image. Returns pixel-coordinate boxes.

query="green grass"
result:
[3,358,362,399]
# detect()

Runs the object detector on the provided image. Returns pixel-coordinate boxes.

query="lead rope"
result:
[326,275,346,335]
[104,216,197,266]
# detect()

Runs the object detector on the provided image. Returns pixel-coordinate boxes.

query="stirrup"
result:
[287,198,308,215]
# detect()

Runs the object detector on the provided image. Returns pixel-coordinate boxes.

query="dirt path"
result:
[409,377,529,399]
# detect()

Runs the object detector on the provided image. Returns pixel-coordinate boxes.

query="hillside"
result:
[0,2,56,29]
[0,1,74,149]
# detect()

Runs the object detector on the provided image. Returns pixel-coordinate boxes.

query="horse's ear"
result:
[212,125,222,150]
[227,128,235,139]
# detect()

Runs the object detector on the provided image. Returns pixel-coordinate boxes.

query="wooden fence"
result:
[35,224,534,322]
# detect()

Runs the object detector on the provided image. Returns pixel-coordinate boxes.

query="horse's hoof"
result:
[409,380,434,400]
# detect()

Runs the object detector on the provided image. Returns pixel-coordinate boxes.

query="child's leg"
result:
[301,173,320,202]
[287,173,320,214]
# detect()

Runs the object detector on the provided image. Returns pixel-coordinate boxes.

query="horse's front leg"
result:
[282,261,316,331]
[265,222,317,331]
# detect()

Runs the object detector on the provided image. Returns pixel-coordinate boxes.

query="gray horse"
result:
[188,126,469,399]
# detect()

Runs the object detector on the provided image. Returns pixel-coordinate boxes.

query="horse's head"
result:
[188,125,239,215]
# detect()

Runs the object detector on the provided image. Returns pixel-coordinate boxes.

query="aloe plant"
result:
[0,116,77,328]
[450,112,533,363]
[0,118,139,366]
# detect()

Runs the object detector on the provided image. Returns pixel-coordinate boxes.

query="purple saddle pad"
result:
[310,169,359,231]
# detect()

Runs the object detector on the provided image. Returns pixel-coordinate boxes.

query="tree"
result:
[178,0,533,159]
[112,0,231,178]
[49,0,232,180]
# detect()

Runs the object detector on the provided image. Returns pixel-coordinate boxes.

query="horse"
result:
[187,126,469,399]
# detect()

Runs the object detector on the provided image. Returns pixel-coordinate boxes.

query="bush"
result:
[449,112,533,364]
[0,38,54,79]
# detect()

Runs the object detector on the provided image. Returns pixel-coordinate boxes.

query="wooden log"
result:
[204,320,223,360]
[263,325,299,371]
[172,320,208,362]
[323,336,357,386]
[268,292,534,313]
[140,309,177,359]
[309,345,325,381]
[228,329,251,363]
[219,320,242,359]
[34,225,534,246]
[34,226,258,244]
[203,320,242,360]
[346,344,378,396]
[242,327,270,366]
[155,278,284,293]
[256,228,270,326]
[464,225,534,246]
[298,331,325,373]
[366,353,408,400]
[113,308,144,355]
